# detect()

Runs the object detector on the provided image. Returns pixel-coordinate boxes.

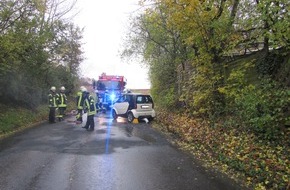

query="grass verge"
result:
[0,103,48,139]
[0,97,76,140]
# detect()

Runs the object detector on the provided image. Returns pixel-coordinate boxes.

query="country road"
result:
[0,112,244,190]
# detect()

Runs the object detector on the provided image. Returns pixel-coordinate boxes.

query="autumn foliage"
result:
[0,0,83,107]
[122,0,290,189]
[155,109,289,189]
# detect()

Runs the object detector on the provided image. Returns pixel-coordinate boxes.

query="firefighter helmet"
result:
[50,86,56,92]
[60,86,65,91]
[80,86,85,91]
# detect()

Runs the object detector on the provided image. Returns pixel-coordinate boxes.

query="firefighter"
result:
[57,86,67,121]
[48,86,59,123]
[76,86,86,124]
[95,90,101,112]
[82,91,97,131]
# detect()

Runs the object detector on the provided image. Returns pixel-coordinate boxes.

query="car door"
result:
[114,95,129,115]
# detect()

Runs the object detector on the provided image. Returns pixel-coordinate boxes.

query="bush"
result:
[231,78,289,140]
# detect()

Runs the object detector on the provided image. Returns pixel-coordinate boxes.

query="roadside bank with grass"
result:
[153,109,290,190]
[0,97,76,139]
[0,103,48,139]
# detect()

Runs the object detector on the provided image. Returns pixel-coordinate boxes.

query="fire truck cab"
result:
[93,73,127,111]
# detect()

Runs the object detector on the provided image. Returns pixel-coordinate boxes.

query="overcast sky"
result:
[72,0,150,89]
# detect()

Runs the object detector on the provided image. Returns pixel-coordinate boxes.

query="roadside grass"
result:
[0,103,48,139]
[0,96,76,139]
[153,109,290,190]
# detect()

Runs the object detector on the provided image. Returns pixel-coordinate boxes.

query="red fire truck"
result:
[93,73,127,111]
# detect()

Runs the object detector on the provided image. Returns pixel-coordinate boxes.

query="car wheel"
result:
[112,110,117,120]
[127,112,134,123]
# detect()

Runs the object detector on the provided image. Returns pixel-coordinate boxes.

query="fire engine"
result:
[93,73,127,111]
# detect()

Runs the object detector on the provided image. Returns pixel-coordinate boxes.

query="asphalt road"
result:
[0,112,243,190]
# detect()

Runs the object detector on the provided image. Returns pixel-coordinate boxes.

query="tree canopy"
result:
[0,0,83,107]
[122,0,290,138]
[121,2,289,188]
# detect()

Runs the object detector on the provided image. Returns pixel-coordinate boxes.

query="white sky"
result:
[71,0,150,89]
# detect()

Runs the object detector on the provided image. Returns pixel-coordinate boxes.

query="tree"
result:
[122,0,289,118]
[122,1,189,109]
[0,0,83,107]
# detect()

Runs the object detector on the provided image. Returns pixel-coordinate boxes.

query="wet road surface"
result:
[0,112,243,190]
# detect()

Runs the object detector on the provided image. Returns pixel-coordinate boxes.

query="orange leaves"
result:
[154,109,290,190]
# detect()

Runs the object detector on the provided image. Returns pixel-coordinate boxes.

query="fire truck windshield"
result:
[97,81,121,90]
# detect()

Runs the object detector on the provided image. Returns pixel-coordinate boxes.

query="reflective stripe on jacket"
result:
[58,93,67,107]
[84,95,96,116]
[76,91,84,109]
[48,93,58,108]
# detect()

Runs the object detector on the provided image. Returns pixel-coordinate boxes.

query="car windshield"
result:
[97,81,121,90]
[136,95,153,104]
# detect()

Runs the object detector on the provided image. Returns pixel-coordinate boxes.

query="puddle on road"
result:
[93,112,157,144]
[137,134,156,143]
[125,125,157,143]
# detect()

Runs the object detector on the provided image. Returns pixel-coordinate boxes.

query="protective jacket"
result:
[58,92,67,108]
[84,94,97,116]
[76,91,85,109]
[48,92,58,108]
